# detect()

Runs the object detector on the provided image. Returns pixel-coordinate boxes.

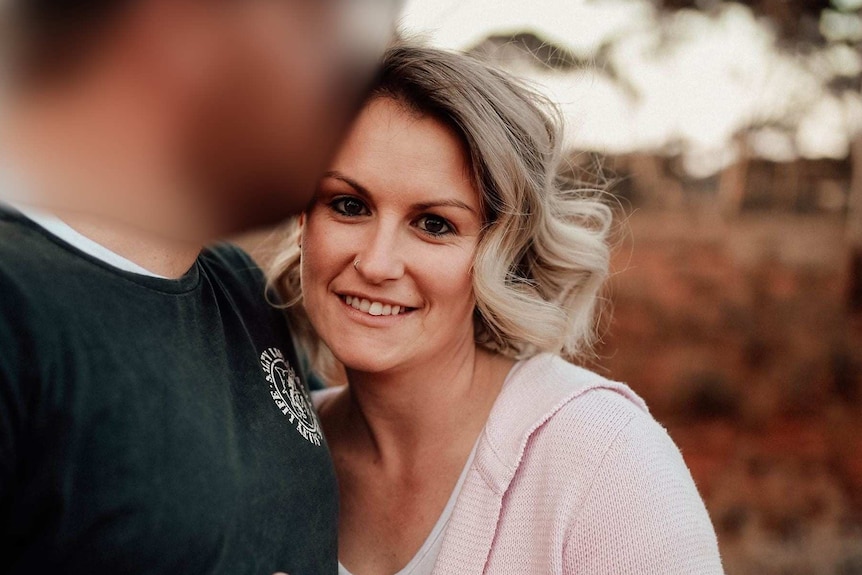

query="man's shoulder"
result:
[0,215,63,376]
[201,242,257,271]
[0,212,70,307]
[0,210,58,270]
[198,242,294,338]
[199,242,266,291]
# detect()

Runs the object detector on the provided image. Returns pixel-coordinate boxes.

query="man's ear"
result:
[297,213,305,246]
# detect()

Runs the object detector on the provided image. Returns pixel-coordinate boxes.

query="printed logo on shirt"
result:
[260,347,323,446]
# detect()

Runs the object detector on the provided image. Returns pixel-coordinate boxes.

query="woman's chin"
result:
[332,347,407,375]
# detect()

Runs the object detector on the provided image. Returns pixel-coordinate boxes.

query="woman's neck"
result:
[339,344,515,472]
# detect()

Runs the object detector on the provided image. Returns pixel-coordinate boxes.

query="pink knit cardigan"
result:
[432,354,724,574]
[314,353,724,574]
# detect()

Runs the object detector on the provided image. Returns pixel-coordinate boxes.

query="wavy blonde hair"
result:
[267,43,612,368]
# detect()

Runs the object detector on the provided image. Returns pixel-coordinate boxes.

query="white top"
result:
[311,387,481,575]
[337,440,478,575]
[7,202,166,279]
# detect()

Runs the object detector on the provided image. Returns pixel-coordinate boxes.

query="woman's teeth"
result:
[344,295,405,316]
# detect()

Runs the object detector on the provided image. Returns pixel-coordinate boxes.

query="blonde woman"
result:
[269,44,724,575]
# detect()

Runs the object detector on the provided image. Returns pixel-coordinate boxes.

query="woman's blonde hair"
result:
[267,43,612,368]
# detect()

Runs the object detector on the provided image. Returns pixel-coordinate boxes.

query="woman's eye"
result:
[416,215,453,237]
[330,197,369,217]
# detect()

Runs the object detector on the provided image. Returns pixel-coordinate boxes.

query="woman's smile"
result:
[337,293,418,318]
[342,295,407,317]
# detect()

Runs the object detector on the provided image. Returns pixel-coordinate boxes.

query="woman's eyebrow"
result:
[324,170,477,215]
[412,200,477,215]
[323,171,372,199]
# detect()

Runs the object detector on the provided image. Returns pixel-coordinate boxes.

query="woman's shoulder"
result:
[504,354,680,473]
[537,385,685,483]
[490,354,650,447]
[549,391,723,572]
[504,353,647,410]
[497,356,723,571]
[499,354,660,465]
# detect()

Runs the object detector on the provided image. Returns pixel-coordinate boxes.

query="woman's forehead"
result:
[329,98,480,210]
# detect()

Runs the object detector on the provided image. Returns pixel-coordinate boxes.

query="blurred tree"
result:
[660,0,830,41]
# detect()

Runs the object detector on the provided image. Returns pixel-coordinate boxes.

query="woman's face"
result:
[300,97,483,374]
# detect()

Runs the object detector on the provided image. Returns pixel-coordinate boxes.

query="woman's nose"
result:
[354,223,405,284]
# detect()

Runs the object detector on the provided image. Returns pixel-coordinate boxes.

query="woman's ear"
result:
[297,213,305,248]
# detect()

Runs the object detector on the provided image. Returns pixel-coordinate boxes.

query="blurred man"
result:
[0,0,400,573]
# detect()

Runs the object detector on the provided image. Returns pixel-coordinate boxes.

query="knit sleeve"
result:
[563,405,725,574]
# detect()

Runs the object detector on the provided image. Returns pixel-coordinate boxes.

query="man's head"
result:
[2,0,400,239]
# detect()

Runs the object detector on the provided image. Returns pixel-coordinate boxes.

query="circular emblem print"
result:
[260,347,323,446]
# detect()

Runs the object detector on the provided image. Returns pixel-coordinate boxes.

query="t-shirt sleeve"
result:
[563,410,725,575]
[0,275,44,502]
[0,313,20,500]
[203,243,328,391]
[204,242,268,291]
[202,242,326,391]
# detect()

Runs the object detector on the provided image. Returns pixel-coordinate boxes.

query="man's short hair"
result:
[5,0,131,80]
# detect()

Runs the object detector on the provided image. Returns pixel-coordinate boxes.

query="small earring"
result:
[353,259,361,270]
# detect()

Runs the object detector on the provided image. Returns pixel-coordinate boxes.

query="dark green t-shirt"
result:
[0,208,338,574]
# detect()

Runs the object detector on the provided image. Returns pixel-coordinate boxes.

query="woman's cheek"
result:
[304,214,346,269]
[421,246,474,305]
[300,216,336,295]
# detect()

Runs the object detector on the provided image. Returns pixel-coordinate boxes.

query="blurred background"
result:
[241,0,862,572]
